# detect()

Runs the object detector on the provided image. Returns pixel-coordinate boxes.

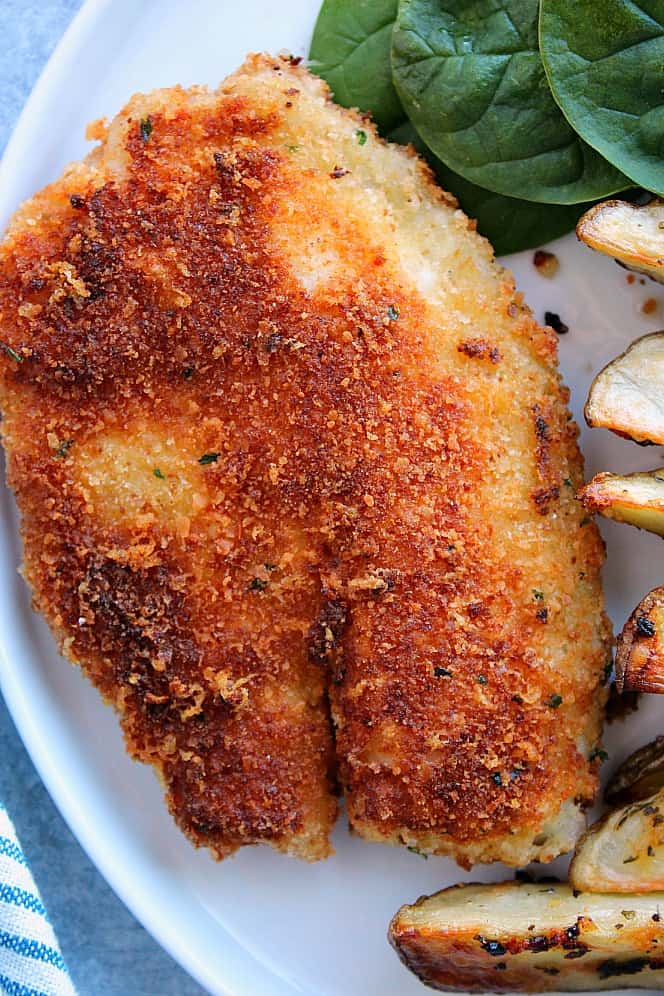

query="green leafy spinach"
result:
[540,0,664,198]
[391,0,628,204]
[309,0,405,131]
[309,0,586,252]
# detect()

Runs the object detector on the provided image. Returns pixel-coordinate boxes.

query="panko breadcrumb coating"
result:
[0,54,610,865]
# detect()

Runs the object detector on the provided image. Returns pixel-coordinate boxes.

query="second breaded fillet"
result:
[0,55,610,865]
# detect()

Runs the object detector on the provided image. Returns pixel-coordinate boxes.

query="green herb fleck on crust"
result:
[2,343,23,363]
[153,467,166,480]
[198,452,220,465]
[55,439,74,459]
[140,116,153,142]
[545,693,563,709]
[354,129,367,146]
[248,577,268,592]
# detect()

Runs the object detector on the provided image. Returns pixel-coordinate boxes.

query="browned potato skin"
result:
[579,471,664,537]
[389,882,664,992]
[606,735,664,806]
[569,789,664,893]
[577,199,664,284]
[617,588,664,693]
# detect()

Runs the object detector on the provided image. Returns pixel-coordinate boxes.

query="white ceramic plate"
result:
[2,2,664,994]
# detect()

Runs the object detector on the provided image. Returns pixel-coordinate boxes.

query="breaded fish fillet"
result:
[0,54,610,866]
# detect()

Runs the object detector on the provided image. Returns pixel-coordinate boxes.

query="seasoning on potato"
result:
[569,788,664,893]
[389,881,664,992]
[616,589,664,694]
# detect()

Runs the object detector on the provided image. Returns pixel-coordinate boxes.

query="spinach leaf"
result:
[390,123,585,255]
[540,0,664,198]
[309,0,405,132]
[391,0,628,204]
[309,0,584,252]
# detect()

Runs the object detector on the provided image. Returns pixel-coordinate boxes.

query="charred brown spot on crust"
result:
[457,337,501,363]
[531,401,566,517]
[534,410,549,442]
[532,485,560,515]
[533,404,553,481]
[308,600,348,668]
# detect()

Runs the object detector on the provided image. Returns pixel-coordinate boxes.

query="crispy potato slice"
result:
[577,199,664,283]
[569,789,664,893]
[606,736,664,805]
[580,470,664,536]
[389,881,664,992]
[585,333,664,445]
[616,588,664,694]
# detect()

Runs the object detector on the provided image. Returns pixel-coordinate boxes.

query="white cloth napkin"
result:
[0,801,76,996]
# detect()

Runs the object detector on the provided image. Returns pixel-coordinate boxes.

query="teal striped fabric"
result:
[0,802,76,996]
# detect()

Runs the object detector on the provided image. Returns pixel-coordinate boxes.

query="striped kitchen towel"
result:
[0,802,76,996]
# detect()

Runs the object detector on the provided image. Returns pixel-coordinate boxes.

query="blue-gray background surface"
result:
[0,3,207,993]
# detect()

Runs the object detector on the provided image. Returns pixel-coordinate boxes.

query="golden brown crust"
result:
[0,54,610,865]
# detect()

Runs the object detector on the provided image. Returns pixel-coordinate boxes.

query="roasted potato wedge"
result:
[577,199,664,283]
[569,789,664,893]
[585,332,664,445]
[389,881,664,992]
[580,470,664,536]
[616,588,664,694]
[606,736,664,805]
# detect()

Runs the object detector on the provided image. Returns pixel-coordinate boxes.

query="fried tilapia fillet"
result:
[0,55,611,865]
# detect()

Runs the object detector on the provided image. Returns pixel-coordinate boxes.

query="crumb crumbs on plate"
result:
[533,250,559,278]
[544,311,569,335]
